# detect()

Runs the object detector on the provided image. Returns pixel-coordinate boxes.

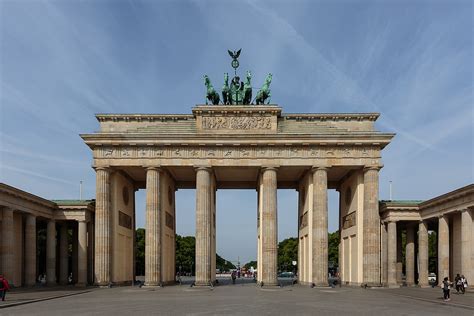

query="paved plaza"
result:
[1,278,473,315]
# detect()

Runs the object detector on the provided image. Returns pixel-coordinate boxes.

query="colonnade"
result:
[0,206,93,287]
[384,209,473,287]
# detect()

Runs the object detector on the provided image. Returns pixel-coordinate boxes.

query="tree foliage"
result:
[135,231,235,275]
[328,231,340,266]
[175,234,196,274]
[243,261,257,270]
[277,237,298,271]
[135,228,145,276]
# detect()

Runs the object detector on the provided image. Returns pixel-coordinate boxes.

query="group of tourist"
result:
[441,274,469,301]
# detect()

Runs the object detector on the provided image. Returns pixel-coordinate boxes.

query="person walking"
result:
[460,275,468,294]
[231,271,236,285]
[441,277,452,301]
[0,275,11,301]
[454,274,461,293]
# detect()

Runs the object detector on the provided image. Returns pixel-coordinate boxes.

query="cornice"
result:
[0,183,57,209]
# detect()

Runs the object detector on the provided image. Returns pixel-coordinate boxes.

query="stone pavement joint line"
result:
[0,290,90,309]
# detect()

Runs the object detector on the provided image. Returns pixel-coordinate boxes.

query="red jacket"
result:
[0,279,10,290]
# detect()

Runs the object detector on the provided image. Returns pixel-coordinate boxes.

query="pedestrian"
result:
[231,271,236,284]
[454,273,461,293]
[441,277,452,301]
[460,275,468,294]
[0,275,11,301]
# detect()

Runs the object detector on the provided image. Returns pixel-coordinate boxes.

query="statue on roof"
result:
[204,75,220,105]
[255,73,272,105]
[203,50,272,105]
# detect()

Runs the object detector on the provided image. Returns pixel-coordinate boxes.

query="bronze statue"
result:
[243,71,252,104]
[204,75,220,105]
[222,73,230,105]
[255,73,272,105]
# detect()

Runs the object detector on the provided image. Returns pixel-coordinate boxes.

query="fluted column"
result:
[59,224,69,285]
[405,225,415,285]
[387,221,397,286]
[418,220,429,287]
[72,225,78,284]
[24,214,37,287]
[460,209,472,284]
[381,221,388,285]
[438,215,449,281]
[363,166,381,286]
[77,221,88,286]
[396,228,403,284]
[195,167,212,286]
[261,167,278,286]
[312,167,328,286]
[1,208,14,281]
[87,221,95,285]
[95,167,111,286]
[145,167,161,286]
[46,220,57,285]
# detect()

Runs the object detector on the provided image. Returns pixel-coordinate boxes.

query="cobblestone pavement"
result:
[0,279,472,316]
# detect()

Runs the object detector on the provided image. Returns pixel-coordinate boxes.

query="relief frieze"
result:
[202,116,272,130]
[95,145,379,159]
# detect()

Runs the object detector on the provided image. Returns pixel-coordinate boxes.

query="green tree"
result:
[216,254,236,272]
[243,261,257,270]
[135,228,145,276]
[328,231,339,266]
[278,237,298,272]
[175,235,196,275]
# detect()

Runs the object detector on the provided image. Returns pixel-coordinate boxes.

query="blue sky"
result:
[1,0,472,264]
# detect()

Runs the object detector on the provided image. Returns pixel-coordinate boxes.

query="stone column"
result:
[405,224,415,286]
[95,167,111,286]
[438,215,449,282]
[46,220,57,285]
[312,167,328,286]
[418,220,429,287]
[396,228,403,284]
[195,167,212,286]
[59,223,69,285]
[387,221,397,286]
[460,209,472,283]
[363,167,381,286]
[381,221,388,285]
[261,167,278,286]
[72,224,78,284]
[1,208,14,281]
[145,167,162,286]
[24,214,37,287]
[77,221,88,286]
[87,221,95,285]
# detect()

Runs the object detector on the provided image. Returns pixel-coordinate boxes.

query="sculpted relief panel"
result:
[95,145,379,159]
[201,116,272,130]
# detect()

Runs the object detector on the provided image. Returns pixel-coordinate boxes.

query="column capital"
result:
[311,165,330,172]
[261,166,279,172]
[195,166,212,172]
[146,166,162,172]
[94,166,111,172]
[363,165,383,172]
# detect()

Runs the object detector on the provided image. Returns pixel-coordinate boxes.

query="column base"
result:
[142,285,162,289]
[143,281,163,288]
[194,281,213,287]
[312,282,329,288]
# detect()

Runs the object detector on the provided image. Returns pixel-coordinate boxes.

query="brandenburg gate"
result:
[81,104,394,287]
